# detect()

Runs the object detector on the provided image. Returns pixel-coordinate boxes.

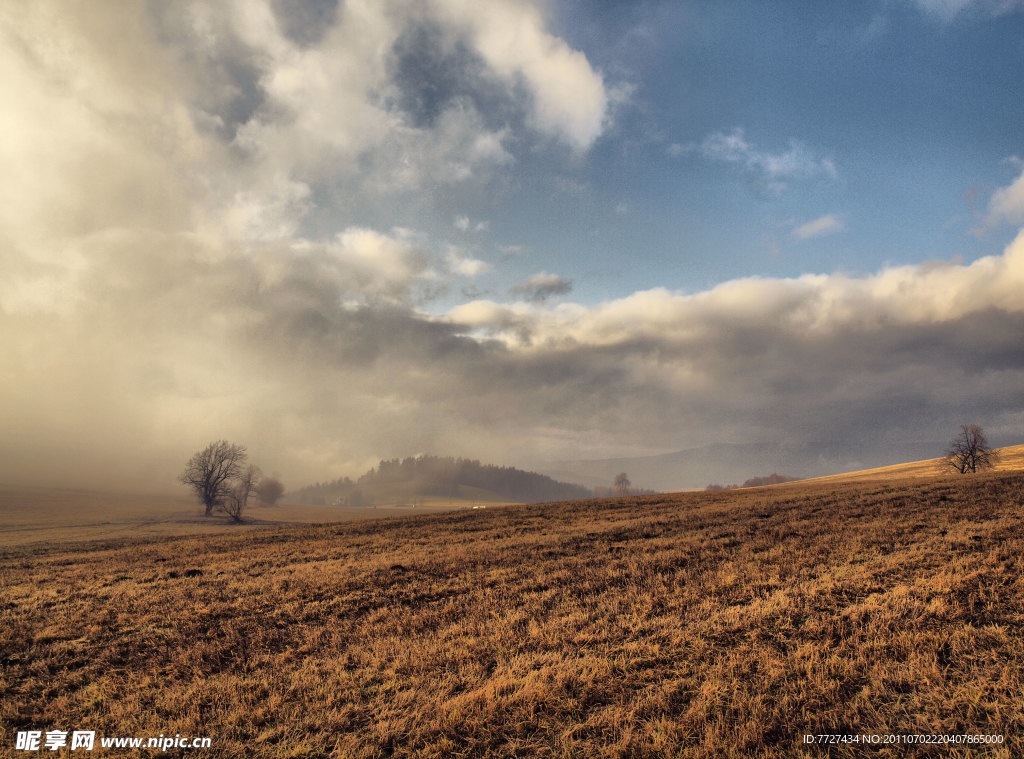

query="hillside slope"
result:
[545,439,948,491]
[3,473,1022,756]
[290,455,593,506]
[798,442,1024,485]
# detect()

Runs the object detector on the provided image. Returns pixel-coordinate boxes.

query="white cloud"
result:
[793,214,845,240]
[428,0,608,150]
[454,215,490,232]
[980,166,1024,230]
[328,227,432,298]
[221,176,313,241]
[224,1,517,195]
[446,248,490,277]
[137,0,590,230]
[700,128,836,192]
[451,230,1024,348]
[0,3,201,248]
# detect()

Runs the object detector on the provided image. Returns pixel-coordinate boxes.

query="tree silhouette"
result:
[945,424,997,474]
[614,472,632,496]
[255,476,285,505]
[219,465,261,523]
[179,441,248,516]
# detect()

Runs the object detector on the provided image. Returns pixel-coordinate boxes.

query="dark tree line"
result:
[366,456,594,502]
[290,455,593,505]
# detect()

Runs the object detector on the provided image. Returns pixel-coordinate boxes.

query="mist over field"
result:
[2,1,1023,492]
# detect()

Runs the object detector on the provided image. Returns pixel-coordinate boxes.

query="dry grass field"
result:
[799,444,1024,486]
[0,484,478,548]
[2,472,1023,757]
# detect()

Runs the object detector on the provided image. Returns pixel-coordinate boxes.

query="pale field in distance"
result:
[4,444,1022,548]
[0,485,497,548]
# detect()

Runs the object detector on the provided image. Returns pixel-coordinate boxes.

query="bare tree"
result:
[945,424,998,474]
[218,464,261,523]
[180,441,248,516]
[614,472,632,497]
[255,476,285,505]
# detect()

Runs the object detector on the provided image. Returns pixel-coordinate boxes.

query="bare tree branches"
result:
[179,441,248,516]
[614,472,632,497]
[219,464,261,523]
[945,424,998,474]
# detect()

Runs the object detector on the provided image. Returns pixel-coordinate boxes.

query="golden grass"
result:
[2,473,1023,757]
[799,443,1024,485]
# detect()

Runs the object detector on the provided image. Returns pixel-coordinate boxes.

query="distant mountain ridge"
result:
[541,439,950,492]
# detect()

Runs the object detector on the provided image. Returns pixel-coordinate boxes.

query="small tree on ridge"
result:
[945,424,998,474]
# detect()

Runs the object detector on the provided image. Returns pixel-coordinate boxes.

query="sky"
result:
[2,0,1024,491]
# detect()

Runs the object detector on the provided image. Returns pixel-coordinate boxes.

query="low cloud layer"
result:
[5,223,1023,488]
[1,2,1022,491]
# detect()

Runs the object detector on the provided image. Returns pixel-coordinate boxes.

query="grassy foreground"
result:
[2,474,1023,757]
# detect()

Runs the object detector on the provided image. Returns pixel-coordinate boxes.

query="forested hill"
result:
[288,455,593,506]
